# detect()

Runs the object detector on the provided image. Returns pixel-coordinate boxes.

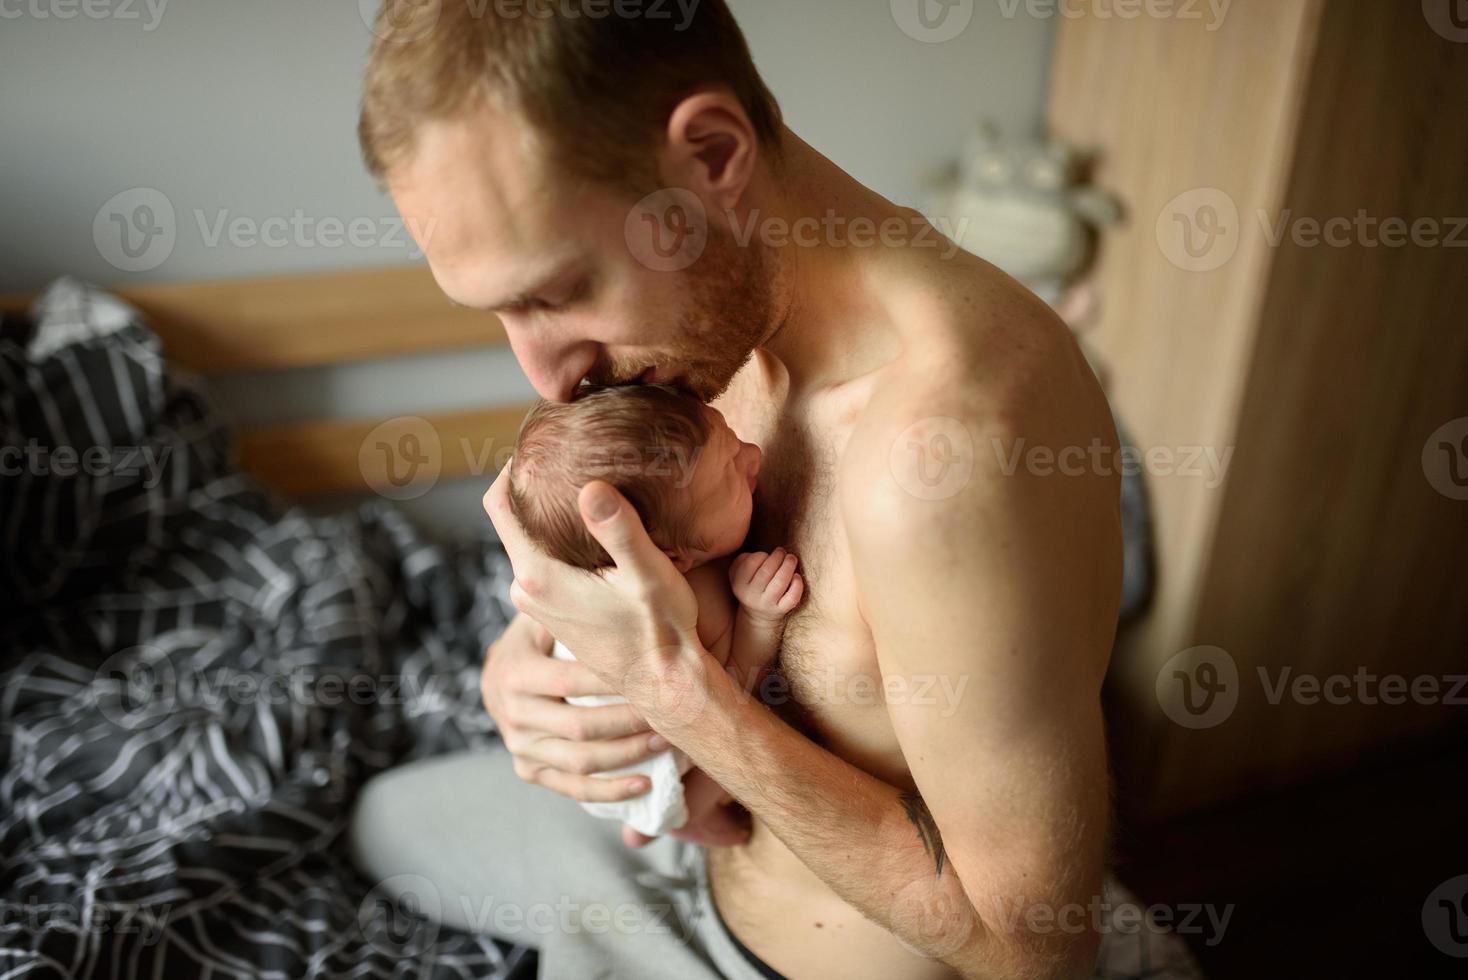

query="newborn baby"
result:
[507,383,804,836]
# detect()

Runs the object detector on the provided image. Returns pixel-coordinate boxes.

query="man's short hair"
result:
[359,0,784,191]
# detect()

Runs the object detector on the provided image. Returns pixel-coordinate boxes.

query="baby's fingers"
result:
[777,574,805,613]
[730,551,768,586]
[764,552,799,599]
[748,548,788,590]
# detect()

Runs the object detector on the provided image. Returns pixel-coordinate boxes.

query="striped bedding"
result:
[1,279,536,979]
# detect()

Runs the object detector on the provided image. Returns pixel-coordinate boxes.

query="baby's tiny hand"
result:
[730,548,804,622]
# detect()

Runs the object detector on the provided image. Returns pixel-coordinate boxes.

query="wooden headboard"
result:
[1,266,534,498]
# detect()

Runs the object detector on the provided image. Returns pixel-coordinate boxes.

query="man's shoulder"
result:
[840,255,1117,540]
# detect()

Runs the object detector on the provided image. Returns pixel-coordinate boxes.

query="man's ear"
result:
[659,91,759,214]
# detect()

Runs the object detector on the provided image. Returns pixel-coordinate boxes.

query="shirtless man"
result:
[349,3,1152,979]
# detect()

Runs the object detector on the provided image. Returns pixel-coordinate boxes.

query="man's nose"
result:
[509,333,597,403]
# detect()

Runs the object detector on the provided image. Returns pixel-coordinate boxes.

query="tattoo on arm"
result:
[900,791,946,877]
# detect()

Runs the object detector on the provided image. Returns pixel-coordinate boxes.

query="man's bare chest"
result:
[723,393,908,784]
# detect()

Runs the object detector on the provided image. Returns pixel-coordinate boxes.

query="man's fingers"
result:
[485,463,558,601]
[516,697,654,742]
[531,730,669,775]
[577,481,675,586]
[524,766,652,804]
[527,654,636,701]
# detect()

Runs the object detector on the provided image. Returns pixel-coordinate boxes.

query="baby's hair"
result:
[508,384,713,571]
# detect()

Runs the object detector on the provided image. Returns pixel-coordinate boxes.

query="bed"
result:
[0,273,539,979]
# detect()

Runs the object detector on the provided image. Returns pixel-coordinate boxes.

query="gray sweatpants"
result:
[349,750,1206,980]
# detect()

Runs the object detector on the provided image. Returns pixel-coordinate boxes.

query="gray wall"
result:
[1,0,1054,534]
[1,0,1054,292]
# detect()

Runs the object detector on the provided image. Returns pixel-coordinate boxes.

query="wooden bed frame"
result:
[1,266,534,497]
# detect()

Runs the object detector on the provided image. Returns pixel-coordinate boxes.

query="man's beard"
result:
[673,223,776,403]
[591,224,776,403]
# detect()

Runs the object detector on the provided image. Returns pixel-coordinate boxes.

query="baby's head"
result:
[508,384,762,572]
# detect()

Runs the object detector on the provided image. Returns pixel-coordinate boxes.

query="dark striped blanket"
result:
[1,278,536,979]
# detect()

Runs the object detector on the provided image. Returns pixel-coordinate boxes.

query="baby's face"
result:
[666,404,763,570]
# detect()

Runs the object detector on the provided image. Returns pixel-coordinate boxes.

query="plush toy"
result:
[926,122,1121,309]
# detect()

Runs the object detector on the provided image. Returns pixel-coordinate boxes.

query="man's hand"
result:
[480,612,664,802]
[482,461,751,846]
[484,462,701,698]
[729,548,805,623]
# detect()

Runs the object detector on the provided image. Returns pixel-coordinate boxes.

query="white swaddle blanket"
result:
[551,640,691,837]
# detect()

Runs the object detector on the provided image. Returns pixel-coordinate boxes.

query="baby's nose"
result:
[741,442,763,480]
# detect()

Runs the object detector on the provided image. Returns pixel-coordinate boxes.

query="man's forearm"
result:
[637,646,1040,978]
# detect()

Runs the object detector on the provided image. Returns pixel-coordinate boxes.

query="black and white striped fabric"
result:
[1,279,536,979]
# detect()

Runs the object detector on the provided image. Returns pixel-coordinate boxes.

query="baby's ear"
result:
[664,549,695,573]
